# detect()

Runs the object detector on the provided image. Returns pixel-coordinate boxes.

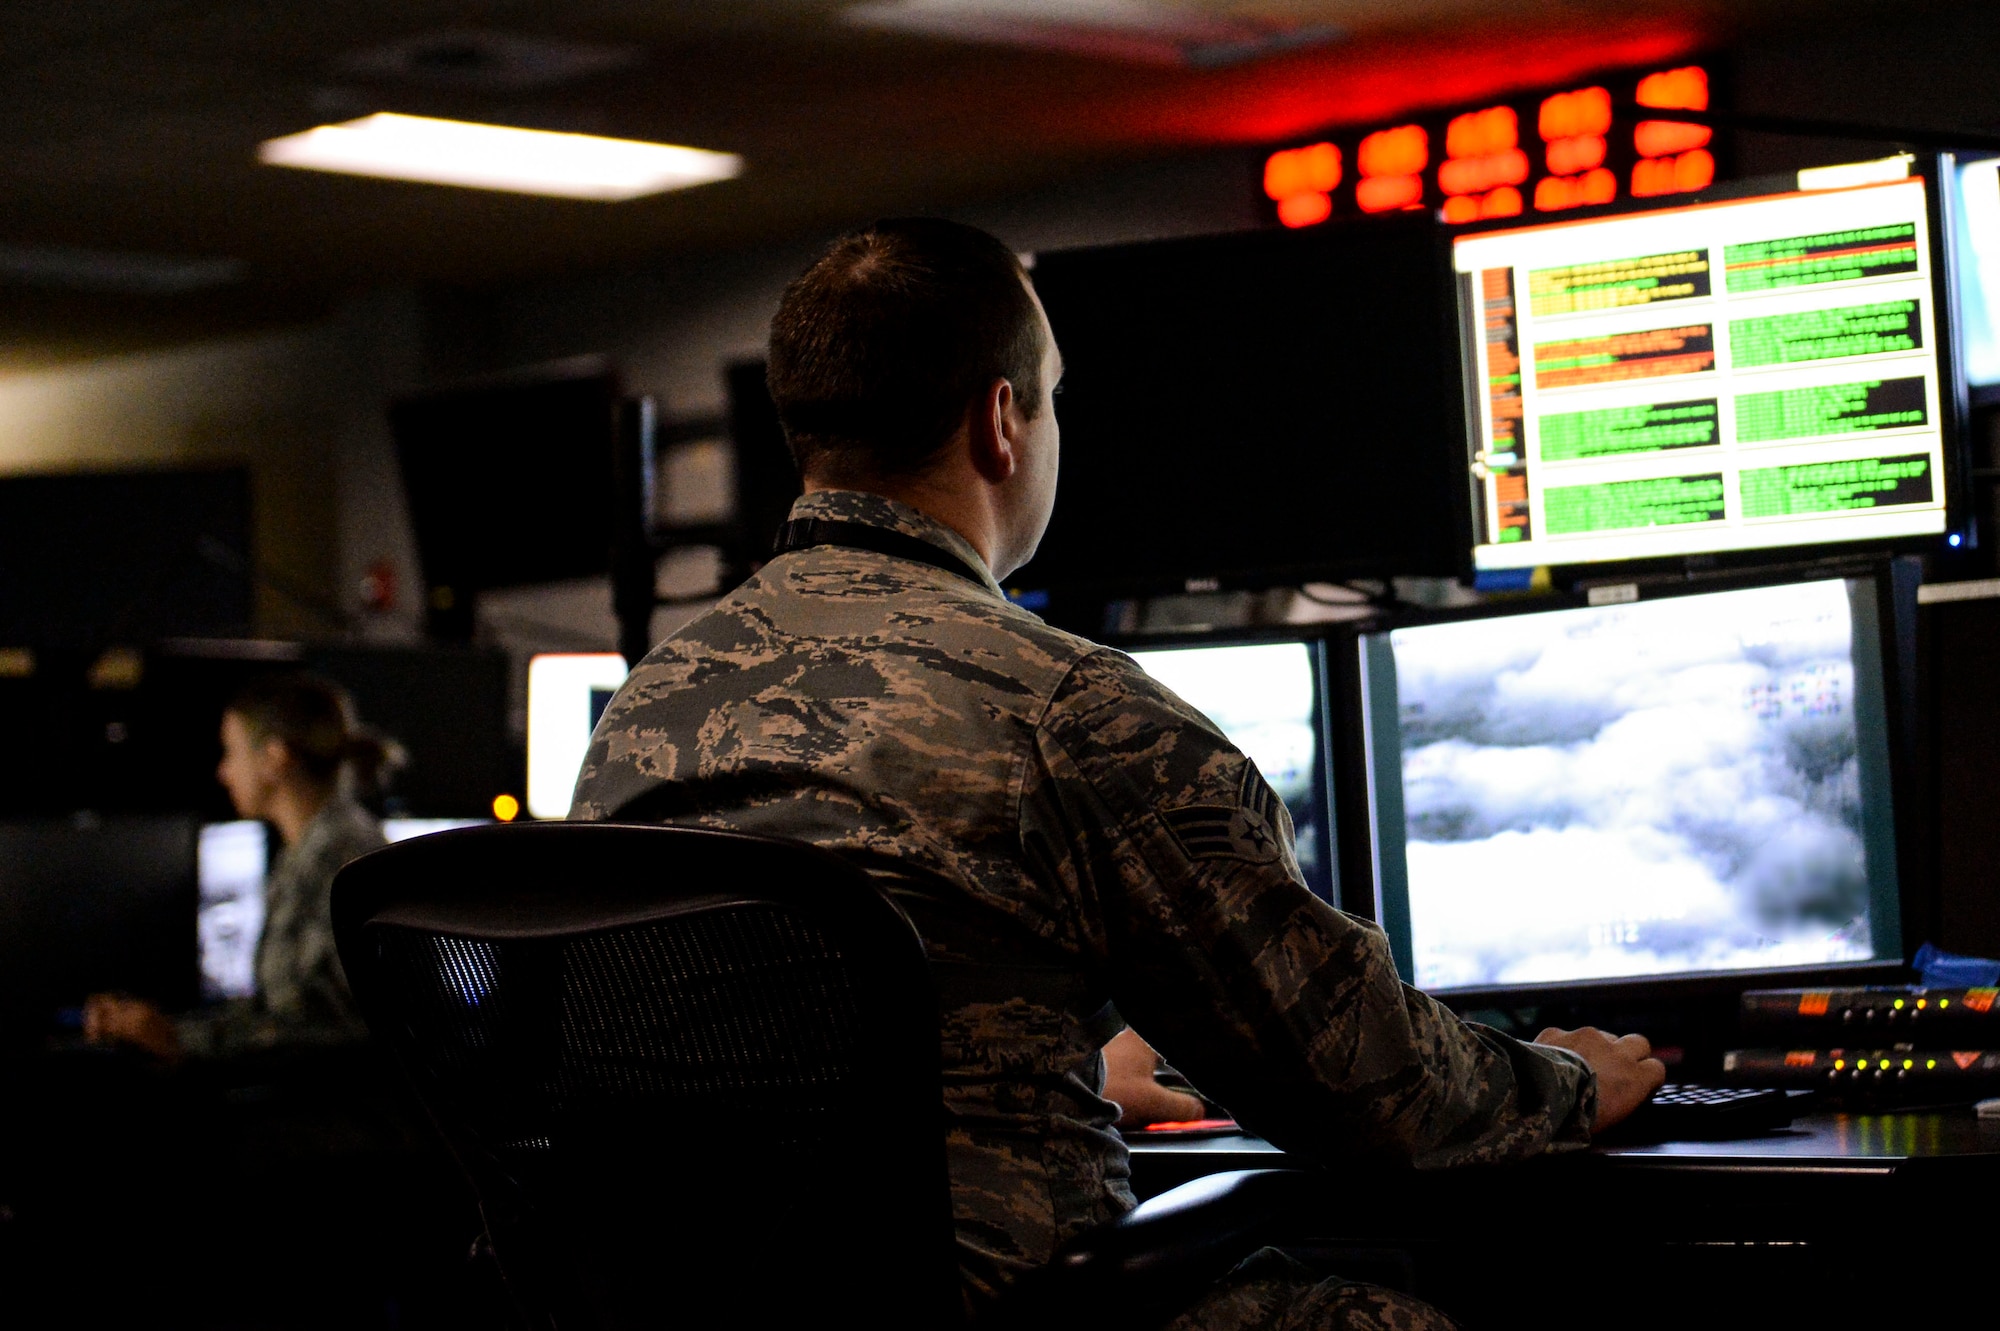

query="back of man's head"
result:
[767,218,1045,483]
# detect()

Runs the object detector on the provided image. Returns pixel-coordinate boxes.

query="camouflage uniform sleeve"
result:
[1021,650,1595,1168]
[177,821,372,1061]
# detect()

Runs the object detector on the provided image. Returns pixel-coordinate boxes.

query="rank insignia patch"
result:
[1161,762,1285,865]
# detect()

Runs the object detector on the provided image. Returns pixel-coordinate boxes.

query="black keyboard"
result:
[1603,1083,1813,1141]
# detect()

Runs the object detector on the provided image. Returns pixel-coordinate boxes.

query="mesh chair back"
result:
[332,823,959,1330]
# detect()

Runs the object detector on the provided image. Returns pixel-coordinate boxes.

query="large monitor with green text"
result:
[1455,174,1959,571]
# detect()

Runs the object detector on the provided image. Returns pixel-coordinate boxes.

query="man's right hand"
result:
[1534,1026,1667,1132]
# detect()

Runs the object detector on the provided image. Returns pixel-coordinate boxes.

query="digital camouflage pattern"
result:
[571,489,1594,1315]
[1170,1249,1459,1331]
[179,796,381,1058]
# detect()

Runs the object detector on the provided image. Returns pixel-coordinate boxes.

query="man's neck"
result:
[803,473,1004,576]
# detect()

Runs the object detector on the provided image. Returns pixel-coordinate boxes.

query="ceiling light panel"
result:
[844,0,1344,68]
[258,114,742,201]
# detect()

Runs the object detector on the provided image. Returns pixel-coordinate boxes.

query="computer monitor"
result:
[195,817,489,1004]
[1455,168,1965,572]
[1019,213,1466,595]
[384,817,491,842]
[0,815,201,1031]
[1356,574,1904,996]
[1949,153,2000,401]
[527,652,631,819]
[199,819,268,1002]
[391,367,621,637]
[1126,636,1336,903]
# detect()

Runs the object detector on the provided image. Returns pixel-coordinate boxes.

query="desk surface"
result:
[1129,1109,2000,1172]
[1126,1111,2000,1238]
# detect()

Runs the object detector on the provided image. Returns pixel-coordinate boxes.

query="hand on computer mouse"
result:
[1534,1026,1668,1132]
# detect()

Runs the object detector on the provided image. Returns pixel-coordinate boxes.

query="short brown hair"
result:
[766,218,1046,478]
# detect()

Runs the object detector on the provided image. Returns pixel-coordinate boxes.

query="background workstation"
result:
[8,4,2000,1327]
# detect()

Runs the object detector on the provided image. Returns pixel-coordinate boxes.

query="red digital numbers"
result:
[1258,62,1715,227]
[1632,65,1714,199]
[1264,142,1342,229]
[1356,125,1428,212]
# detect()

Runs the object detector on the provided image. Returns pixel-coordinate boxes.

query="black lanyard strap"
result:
[772,517,990,590]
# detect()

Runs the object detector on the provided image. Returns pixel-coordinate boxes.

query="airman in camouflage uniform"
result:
[569,215,1661,1328]
[179,795,381,1058]
[572,489,1594,1326]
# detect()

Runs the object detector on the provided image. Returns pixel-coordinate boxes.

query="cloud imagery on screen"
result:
[1387,579,1874,989]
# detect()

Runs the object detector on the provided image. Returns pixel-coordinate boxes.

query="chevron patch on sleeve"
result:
[1160,762,1286,865]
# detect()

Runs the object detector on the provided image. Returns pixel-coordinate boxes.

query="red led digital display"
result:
[1264,142,1343,228]
[1439,106,1527,222]
[1258,61,1717,228]
[1631,64,1712,199]
[1356,124,1428,213]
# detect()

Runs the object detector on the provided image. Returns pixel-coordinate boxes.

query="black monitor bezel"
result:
[1439,154,1978,586]
[1330,560,1919,1010]
[1104,623,1344,908]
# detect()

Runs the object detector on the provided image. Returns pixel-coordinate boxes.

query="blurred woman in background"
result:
[85,673,398,1060]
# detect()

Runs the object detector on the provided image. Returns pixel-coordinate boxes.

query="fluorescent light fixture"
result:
[1798,154,1913,192]
[845,0,1342,68]
[527,652,630,819]
[258,113,741,201]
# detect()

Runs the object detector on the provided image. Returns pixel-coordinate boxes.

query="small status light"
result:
[1880,1059,1892,1070]
[1950,533,1964,548]
[1904,1059,1915,1070]
[1928,1059,1939,1069]
[1917,999,1928,1009]
[1834,1059,1845,1070]
[1894,999,1906,1010]
[492,793,521,822]
[1941,999,1951,1007]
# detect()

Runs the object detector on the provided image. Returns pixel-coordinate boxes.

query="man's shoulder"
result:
[643,569,1111,694]
[1039,643,1226,739]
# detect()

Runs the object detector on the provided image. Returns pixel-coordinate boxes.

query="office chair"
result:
[332,823,1306,1331]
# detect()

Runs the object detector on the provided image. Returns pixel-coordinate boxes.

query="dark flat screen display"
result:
[0,814,200,1029]
[1019,215,1466,594]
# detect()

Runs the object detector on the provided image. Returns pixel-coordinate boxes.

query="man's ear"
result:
[967,377,1018,484]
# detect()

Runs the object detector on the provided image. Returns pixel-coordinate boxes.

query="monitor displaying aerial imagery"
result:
[1128,638,1335,903]
[1358,575,1902,993]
